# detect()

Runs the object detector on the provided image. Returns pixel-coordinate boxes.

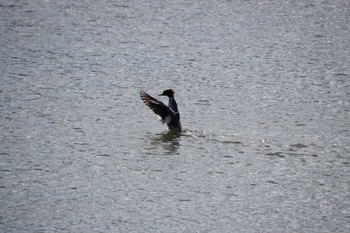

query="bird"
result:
[140,89,182,132]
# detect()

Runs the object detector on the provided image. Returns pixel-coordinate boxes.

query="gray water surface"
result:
[1,0,349,232]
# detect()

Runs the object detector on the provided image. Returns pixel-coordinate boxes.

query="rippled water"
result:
[1,0,349,232]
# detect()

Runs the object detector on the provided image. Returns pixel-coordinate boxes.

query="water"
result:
[1,0,349,232]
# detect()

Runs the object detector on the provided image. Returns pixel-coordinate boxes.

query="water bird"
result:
[140,89,182,132]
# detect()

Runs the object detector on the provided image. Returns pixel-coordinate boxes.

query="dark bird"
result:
[140,89,182,132]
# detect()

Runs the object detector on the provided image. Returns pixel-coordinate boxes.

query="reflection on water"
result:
[148,131,182,155]
[155,131,182,142]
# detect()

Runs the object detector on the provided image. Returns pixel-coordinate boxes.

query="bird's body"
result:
[140,89,182,132]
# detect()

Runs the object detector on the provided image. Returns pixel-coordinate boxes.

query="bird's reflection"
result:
[150,131,182,155]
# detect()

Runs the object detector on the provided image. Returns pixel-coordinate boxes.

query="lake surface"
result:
[1,0,349,232]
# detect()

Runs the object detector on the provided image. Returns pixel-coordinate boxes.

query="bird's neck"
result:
[168,97,178,112]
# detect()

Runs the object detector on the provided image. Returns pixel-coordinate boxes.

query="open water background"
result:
[1,0,349,232]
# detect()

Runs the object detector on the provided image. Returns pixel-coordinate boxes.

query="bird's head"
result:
[158,89,175,97]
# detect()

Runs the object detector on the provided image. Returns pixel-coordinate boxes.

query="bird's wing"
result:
[140,90,174,123]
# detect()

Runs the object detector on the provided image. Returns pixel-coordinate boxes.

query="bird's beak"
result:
[158,93,164,96]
